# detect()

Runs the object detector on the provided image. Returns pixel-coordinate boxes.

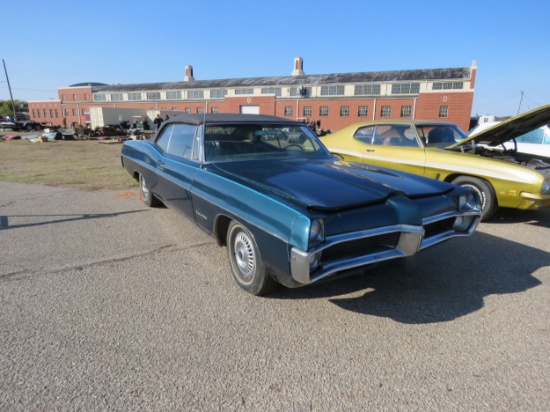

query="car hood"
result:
[448,103,550,149]
[210,157,453,211]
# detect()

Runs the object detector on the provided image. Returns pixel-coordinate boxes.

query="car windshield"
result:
[203,123,329,162]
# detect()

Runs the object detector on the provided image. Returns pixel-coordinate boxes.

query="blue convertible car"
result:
[121,114,481,295]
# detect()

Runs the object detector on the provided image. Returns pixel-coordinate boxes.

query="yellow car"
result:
[321,104,550,220]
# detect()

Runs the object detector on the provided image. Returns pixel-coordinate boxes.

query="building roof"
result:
[92,67,472,93]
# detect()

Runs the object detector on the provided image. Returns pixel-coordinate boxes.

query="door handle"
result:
[365,149,375,152]
[157,161,165,170]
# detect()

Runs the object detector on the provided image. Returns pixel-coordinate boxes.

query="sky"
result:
[1,0,549,117]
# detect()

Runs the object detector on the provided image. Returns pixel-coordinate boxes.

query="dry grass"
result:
[0,139,138,191]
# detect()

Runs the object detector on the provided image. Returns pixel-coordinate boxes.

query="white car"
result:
[469,121,550,158]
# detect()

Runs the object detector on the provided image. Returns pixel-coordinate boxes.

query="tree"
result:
[0,99,28,120]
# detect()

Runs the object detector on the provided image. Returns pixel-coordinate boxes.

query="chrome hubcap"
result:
[234,231,255,280]
[141,177,149,202]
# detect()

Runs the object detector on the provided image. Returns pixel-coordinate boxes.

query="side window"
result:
[155,124,173,153]
[516,129,543,144]
[353,125,377,144]
[156,123,197,160]
[166,124,197,160]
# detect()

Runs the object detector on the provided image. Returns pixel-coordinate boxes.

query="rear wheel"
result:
[452,176,497,221]
[139,174,161,207]
[227,221,278,295]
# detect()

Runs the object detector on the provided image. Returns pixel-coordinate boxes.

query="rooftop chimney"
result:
[184,65,195,82]
[291,57,305,76]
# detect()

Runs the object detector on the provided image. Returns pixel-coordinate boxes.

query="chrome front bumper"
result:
[290,211,480,285]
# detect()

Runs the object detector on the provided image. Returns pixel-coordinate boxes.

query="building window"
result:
[210,89,227,99]
[32,109,36,117]
[73,94,77,101]
[433,82,463,90]
[36,110,40,118]
[284,106,292,116]
[358,106,369,117]
[72,109,77,116]
[61,95,65,102]
[185,107,192,114]
[235,88,254,95]
[84,94,88,101]
[319,106,329,117]
[82,109,86,115]
[391,83,420,94]
[320,85,344,96]
[303,106,312,117]
[290,86,309,97]
[439,105,449,118]
[55,109,59,118]
[340,106,349,117]
[166,91,182,100]
[64,109,69,116]
[128,92,142,101]
[381,106,391,117]
[400,106,412,117]
[187,90,204,99]
[196,107,204,114]
[43,109,47,117]
[146,92,161,100]
[110,93,123,101]
[354,84,381,95]
[211,107,218,113]
[261,87,282,96]
[49,109,53,117]
[93,94,107,102]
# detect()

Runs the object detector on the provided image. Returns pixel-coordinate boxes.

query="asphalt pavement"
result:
[1,182,549,411]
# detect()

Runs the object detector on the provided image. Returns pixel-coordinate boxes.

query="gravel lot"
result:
[1,182,549,411]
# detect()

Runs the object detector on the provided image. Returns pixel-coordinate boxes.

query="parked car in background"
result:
[121,114,481,295]
[0,120,20,131]
[469,121,550,158]
[321,104,550,220]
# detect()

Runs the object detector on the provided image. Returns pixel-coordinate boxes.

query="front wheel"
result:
[227,221,278,296]
[452,176,497,221]
[139,174,161,207]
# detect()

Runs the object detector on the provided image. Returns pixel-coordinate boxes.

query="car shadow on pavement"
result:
[0,210,146,231]
[271,232,549,324]
[488,208,550,228]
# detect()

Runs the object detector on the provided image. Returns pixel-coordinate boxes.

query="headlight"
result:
[542,178,550,194]
[309,219,324,247]
[458,191,481,212]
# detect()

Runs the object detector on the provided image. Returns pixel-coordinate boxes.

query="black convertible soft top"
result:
[162,113,297,127]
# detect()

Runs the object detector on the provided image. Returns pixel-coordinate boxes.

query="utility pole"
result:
[517,90,524,115]
[2,59,17,121]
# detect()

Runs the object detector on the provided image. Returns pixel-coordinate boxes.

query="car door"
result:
[358,124,426,176]
[153,123,199,220]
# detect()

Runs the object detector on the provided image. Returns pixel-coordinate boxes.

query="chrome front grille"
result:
[423,217,455,239]
[320,232,400,263]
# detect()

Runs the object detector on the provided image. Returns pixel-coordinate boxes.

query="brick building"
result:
[28,57,476,131]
